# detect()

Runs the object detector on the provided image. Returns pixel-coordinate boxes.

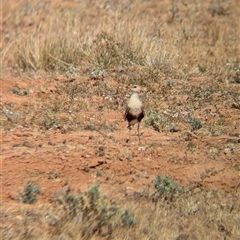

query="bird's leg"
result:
[129,128,131,142]
[137,123,141,145]
[127,125,131,143]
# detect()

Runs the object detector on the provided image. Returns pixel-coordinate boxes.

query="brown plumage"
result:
[124,85,145,144]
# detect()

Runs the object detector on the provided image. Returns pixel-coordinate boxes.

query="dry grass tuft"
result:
[1,182,240,239]
[2,0,239,80]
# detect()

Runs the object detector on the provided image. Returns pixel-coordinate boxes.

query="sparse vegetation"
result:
[144,110,169,132]
[11,88,29,96]
[95,146,105,157]
[19,181,41,204]
[53,184,134,238]
[189,118,203,131]
[151,174,183,202]
[3,181,239,239]
[2,0,239,80]
[41,109,57,130]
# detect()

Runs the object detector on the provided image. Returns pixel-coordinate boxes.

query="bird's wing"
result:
[124,107,130,120]
[141,106,145,117]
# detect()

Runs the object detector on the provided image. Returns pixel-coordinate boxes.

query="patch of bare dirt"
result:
[1,77,239,205]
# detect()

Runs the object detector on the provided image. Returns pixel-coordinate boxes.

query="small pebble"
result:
[48,141,56,146]
[23,141,35,148]
[13,143,22,147]
[83,166,90,172]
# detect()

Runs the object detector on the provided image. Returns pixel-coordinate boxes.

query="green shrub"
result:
[20,181,41,204]
[121,209,135,227]
[55,184,134,238]
[144,110,168,132]
[152,175,183,202]
[188,118,203,131]
[11,88,29,96]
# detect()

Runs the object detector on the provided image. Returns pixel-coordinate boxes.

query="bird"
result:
[124,85,145,144]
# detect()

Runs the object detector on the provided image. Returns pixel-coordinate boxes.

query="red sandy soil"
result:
[1,77,240,204]
[1,0,240,205]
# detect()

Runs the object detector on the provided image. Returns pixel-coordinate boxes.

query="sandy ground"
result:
[1,77,239,204]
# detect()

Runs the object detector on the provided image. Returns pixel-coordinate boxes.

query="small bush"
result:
[54,184,134,238]
[20,181,41,204]
[144,110,168,132]
[11,88,29,96]
[151,175,183,202]
[121,209,135,227]
[41,109,57,130]
[188,118,203,131]
[65,64,81,80]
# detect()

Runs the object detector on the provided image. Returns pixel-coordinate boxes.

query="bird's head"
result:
[127,85,145,93]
